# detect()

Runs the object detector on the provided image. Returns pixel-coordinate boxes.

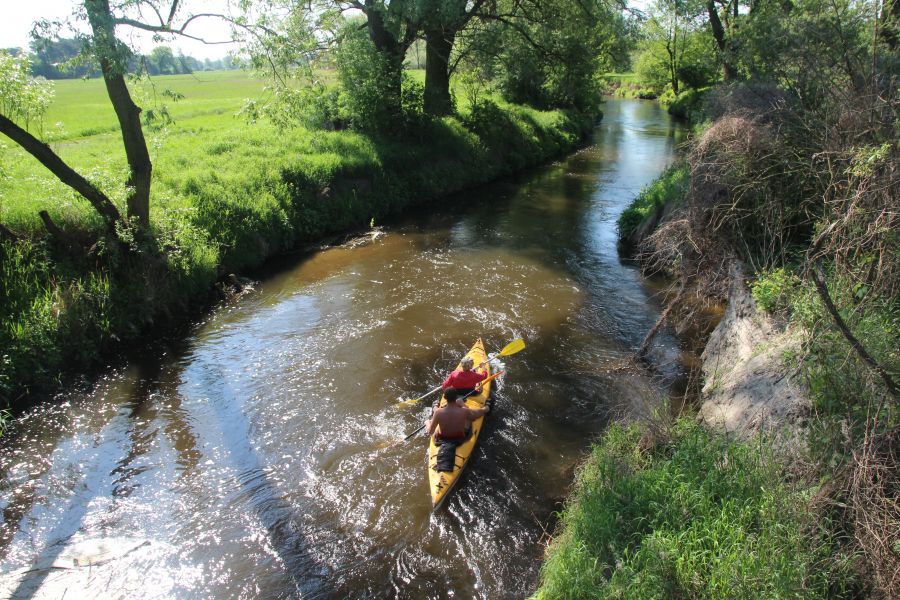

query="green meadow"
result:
[1,69,592,405]
[2,70,271,231]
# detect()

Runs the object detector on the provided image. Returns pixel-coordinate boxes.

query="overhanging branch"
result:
[0,113,123,229]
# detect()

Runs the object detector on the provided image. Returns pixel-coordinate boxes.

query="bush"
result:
[667,87,709,122]
[335,25,404,133]
[656,86,677,106]
[677,63,716,91]
[750,267,801,314]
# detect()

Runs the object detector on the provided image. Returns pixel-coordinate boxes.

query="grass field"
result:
[1,70,274,231]
[1,68,592,405]
[0,68,481,232]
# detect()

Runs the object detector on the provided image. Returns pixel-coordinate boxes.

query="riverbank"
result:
[531,419,850,599]
[532,80,897,598]
[0,97,596,412]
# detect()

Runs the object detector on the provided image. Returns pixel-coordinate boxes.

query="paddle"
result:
[402,370,505,441]
[397,338,525,406]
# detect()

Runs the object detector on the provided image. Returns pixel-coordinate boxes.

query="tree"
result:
[705,0,739,80]
[635,0,713,94]
[82,0,153,227]
[466,0,624,110]
[239,0,420,130]
[3,1,238,234]
[352,0,419,124]
[416,0,487,115]
[149,45,177,74]
[28,37,99,79]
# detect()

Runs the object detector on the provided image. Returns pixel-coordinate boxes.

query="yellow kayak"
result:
[427,338,493,510]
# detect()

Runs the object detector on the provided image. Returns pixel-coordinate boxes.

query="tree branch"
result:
[0,113,123,229]
[166,0,181,27]
[811,261,899,399]
[38,210,80,251]
[0,222,20,243]
[636,273,687,360]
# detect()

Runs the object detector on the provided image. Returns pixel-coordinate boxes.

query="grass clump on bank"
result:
[532,419,854,599]
[616,163,688,249]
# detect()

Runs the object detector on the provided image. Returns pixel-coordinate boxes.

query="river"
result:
[0,99,686,599]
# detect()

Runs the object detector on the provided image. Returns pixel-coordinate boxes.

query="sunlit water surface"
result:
[0,99,686,599]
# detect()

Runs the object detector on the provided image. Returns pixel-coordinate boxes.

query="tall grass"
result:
[532,420,857,599]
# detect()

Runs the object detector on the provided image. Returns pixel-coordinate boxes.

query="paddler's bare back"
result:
[426,402,489,440]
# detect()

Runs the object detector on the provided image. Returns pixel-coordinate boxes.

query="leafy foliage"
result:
[335,24,410,133]
[634,0,714,95]
[457,0,625,111]
[0,51,54,132]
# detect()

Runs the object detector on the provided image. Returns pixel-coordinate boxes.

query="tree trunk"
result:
[707,1,737,81]
[667,27,679,95]
[879,0,898,51]
[424,27,456,116]
[39,210,81,252]
[85,0,152,227]
[364,0,408,123]
[0,113,123,228]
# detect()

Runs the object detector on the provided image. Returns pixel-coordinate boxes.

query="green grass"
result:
[0,69,593,406]
[1,70,270,232]
[532,420,856,599]
[603,72,638,84]
[617,163,689,245]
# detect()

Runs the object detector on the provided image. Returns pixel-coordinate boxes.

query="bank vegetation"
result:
[536,0,897,597]
[0,0,632,415]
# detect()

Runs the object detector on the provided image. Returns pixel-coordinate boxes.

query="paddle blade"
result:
[497,338,525,357]
[396,383,443,407]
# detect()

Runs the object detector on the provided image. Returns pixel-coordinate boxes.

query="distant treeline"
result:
[4,38,238,79]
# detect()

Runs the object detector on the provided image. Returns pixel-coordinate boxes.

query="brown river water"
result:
[0,99,686,599]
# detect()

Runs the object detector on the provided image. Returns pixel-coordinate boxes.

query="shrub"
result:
[750,267,801,314]
[335,25,405,134]
[677,63,716,91]
[667,87,709,122]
